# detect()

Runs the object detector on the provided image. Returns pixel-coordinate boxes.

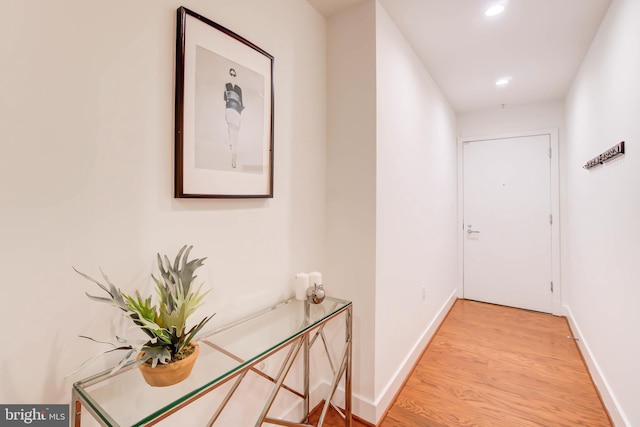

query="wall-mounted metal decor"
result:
[583,141,625,169]
[175,7,274,198]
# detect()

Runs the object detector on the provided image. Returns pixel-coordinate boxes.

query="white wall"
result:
[374,1,458,420]
[0,0,328,420]
[457,100,565,138]
[325,0,378,419]
[325,1,458,423]
[564,0,640,424]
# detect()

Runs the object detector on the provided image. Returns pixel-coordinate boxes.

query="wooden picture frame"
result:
[175,7,274,198]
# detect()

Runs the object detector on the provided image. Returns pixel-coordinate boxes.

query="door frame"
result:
[457,129,561,315]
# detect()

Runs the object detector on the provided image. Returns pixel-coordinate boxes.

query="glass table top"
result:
[74,297,351,426]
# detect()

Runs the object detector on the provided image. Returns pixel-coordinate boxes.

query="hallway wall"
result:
[457,101,565,138]
[374,1,458,421]
[564,0,640,424]
[0,2,328,421]
[325,1,458,422]
[325,0,378,418]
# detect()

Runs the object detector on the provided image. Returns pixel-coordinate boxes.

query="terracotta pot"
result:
[137,342,199,387]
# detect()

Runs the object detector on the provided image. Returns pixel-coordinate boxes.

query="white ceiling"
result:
[308,0,612,113]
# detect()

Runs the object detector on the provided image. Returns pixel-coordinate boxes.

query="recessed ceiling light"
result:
[485,4,505,17]
[495,77,511,86]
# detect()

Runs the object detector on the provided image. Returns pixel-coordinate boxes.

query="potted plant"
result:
[74,245,215,387]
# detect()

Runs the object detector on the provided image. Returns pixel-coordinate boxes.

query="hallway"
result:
[314,299,611,426]
[382,299,611,426]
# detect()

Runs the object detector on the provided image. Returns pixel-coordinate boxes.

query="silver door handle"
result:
[466,229,480,235]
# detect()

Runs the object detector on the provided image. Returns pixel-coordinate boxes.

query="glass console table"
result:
[72,297,352,426]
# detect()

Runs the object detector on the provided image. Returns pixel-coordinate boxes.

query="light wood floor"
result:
[383,299,610,426]
[312,298,611,426]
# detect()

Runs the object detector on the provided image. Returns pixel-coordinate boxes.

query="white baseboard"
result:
[564,305,630,426]
[371,289,458,424]
[323,386,377,425]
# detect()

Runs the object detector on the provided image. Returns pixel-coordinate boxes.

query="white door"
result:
[463,134,552,313]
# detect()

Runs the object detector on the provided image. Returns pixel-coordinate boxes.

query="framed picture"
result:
[175,7,274,198]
